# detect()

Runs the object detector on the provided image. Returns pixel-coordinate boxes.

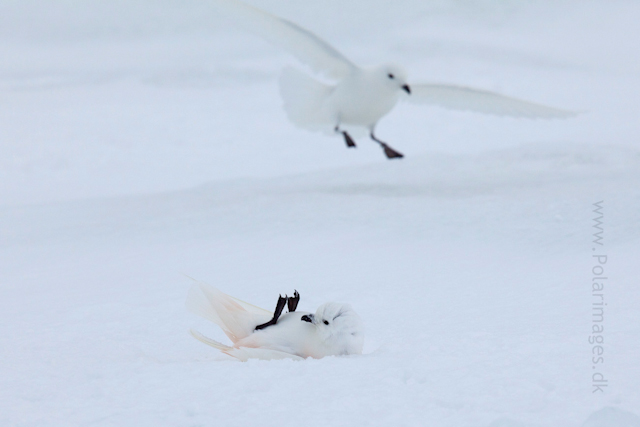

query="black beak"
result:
[301,314,314,323]
[402,84,411,94]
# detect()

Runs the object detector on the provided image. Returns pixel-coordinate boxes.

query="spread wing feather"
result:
[213,0,356,79]
[185,282,271,343]
[190,329,304,361]
[407,84,578,118]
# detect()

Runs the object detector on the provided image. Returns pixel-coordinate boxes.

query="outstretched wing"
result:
[190,330,304,361]
[185,282,272,343]
[213,0,356,79]
[406,84,578,119]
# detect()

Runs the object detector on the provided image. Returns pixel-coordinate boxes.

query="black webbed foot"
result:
[342,131,356,148]
[380,143,404,159]
[287,290,300,312]
[255,294,287,330]
[370,131,404,159]
[335,125,356,148]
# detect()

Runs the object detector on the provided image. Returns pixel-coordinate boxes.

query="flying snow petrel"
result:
[212,0,576,159]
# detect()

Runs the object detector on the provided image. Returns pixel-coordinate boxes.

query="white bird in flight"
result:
[214,0,576,159]
[186,282,364,361]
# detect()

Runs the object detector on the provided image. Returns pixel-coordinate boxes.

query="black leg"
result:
[255,294,288,330]
[370,131,403,159]
[335,125,357,148]
[287,290,300,312]
[342,131,356,148]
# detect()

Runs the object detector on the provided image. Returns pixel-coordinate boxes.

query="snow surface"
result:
[1,0,639,426]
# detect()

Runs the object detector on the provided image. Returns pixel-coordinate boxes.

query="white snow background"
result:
[1,0,639,426]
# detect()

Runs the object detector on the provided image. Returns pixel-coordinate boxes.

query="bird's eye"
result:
[323,320,329,325]
[388,73,395,79]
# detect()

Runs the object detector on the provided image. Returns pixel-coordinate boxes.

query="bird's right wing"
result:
[407,84,578,118]
[213,0,356,79]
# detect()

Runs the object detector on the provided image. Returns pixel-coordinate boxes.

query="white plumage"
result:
[212,0,577,159]
[186,282,364,361]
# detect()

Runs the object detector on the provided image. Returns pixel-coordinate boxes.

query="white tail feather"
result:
[279,67,334,132]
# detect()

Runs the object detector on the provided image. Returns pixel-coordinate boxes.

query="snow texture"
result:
[1,1,639,426]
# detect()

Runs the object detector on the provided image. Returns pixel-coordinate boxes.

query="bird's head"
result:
[301,302,364,354]
[376,64,411,95]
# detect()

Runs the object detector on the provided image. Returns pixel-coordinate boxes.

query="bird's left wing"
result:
[406,84,578,118]
[190,330,304,361]
[213,0,356,80]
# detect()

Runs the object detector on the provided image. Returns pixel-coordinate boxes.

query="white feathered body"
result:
[279,66,403,134]
[186,282,364,361]
[235,311,354,357]
[329,68,401,127]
